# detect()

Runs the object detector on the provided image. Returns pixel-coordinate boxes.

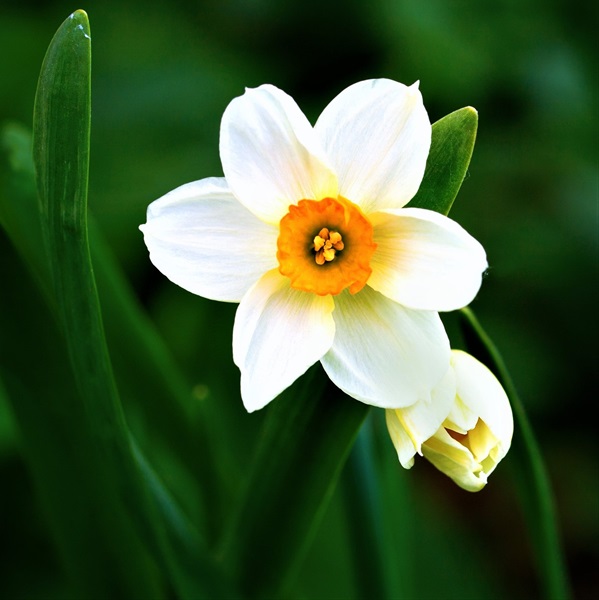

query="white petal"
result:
[420,350,514,491]
[386,366,456,469]
[385,410,418,469]
[233,269,335,412]
[442,395,479,435]
[140,178,278,302]
[220,84,338,225]
[314,79,430,213]
[368,207,488,311]
[449,350,514,448]
[422,428,488,492]
[321,286,450,409]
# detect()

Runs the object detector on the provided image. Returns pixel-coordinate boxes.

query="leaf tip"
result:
[69,9,90,35]
[455,106,478,133]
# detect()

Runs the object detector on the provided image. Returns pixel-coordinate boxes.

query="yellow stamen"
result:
[277,197,377,296]
[313,228,344,265]
[329,231,342,245]
[322,247,336,262]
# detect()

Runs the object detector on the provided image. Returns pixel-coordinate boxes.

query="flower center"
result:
[313,227,344,265]
[277,197,376,296]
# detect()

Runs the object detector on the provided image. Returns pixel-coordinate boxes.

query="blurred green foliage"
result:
[0,0,596,598]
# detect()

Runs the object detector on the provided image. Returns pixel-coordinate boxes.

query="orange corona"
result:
[277,197,376,296]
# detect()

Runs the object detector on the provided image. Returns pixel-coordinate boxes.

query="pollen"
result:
[313,228,345,265]
[277,197,376,296]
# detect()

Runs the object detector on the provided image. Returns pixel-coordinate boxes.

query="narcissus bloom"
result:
[141,79,487,412]
[386,350,514,491]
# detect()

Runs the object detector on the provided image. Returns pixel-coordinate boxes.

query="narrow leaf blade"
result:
[30,12,233,598]
[34,10,91,238]
[1,122,225,546]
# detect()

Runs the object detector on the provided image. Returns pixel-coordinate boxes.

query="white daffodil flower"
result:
[386,350,514,491]
[141,79,487,412]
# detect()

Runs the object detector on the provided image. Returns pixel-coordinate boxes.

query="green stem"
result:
[217,364,369,599]
[341,418,388,600]
[459,307,571,600]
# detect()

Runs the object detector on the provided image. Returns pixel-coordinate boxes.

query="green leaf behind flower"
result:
[407,106,478,215]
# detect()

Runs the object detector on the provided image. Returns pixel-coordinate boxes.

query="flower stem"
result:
[459,307,571,600]
[341,418,389,600]
[217,364,369,599]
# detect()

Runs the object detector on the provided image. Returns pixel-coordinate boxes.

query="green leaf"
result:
[33,11,92,260]
[340,418,390,600]
[217,364,369,598]
[459,308,571,600]
[371,413,416,600]
[89,220,229,543]
[28,11,233,598]
[407,106,478,215]
[0,122,50,296]
[0,236,164,598]
[0,376,18,458]
[0,121,226,546]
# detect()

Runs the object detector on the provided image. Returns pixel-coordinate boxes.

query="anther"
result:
[313,228,343,265]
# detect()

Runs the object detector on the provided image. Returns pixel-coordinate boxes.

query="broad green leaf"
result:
[218,364,369,598]
[89,221,229,542]
[28,11,233,598]
[459,308,571,600]
[407,106,478,215]
[0,121,226,544]
[0,237,163,598]
[0,234,232,598]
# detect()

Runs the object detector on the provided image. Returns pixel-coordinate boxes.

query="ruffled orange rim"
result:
[277,197,376,296]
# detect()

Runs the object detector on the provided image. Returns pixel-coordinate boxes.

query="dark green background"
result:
[1,0,597,598]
